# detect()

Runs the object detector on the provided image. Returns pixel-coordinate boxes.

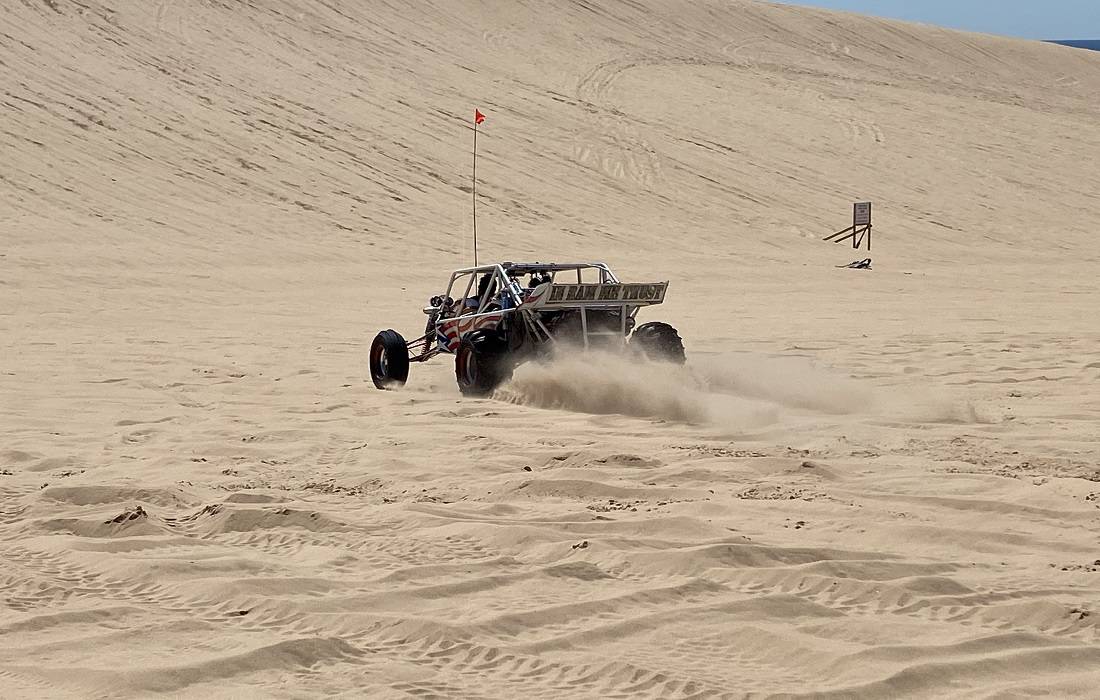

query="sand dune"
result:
[3,0,1100,697]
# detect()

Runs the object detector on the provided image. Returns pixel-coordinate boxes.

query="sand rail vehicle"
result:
[370,261,685,396]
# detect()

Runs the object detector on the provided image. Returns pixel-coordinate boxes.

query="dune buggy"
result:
[370,261,684,396]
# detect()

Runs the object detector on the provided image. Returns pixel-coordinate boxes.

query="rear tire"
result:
[455,330,512,397]
[631,322,685,364]
[370,329,410,389]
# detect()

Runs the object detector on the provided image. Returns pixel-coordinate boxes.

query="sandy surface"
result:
[3,1,1100,697]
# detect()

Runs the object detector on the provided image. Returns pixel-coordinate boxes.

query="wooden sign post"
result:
[824,202,873,251]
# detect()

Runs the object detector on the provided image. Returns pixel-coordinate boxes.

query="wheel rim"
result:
[371,341,391,382]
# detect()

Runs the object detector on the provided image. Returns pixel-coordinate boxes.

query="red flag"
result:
[475,109,485,125]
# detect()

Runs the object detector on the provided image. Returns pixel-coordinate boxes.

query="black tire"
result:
[631,322,686,364]
[455,330,512,397]
[370,329,410,389]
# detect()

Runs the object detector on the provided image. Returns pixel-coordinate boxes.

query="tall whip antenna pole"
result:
[472,109,485,267]
[472,122,478,267]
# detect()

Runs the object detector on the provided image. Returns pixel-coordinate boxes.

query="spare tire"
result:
[370,329,410,389]
[630,322,686,364]
[455,330,512,397]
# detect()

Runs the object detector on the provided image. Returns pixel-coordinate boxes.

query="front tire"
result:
[455,330,512,397]
[631,322,686,364]
[370,329,410,389]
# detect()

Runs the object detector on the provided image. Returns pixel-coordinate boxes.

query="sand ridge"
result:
[3,0,1100,697]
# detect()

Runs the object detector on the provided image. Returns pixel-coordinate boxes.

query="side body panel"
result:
[436,312,506,352]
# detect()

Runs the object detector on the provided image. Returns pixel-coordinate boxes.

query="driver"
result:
[464,274,496,313]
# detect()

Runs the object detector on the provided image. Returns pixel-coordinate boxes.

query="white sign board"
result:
[538,282,668,307]
[853,202,872,226]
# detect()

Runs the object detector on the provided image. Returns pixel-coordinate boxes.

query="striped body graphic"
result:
[437,313,503,352]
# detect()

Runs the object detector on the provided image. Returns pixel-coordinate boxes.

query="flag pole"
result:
[472,117,478,267]
[471,109,485,267]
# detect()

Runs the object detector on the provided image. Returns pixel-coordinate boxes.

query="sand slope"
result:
[3,0,1100,697]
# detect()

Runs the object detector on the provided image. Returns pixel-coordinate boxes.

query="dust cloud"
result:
[495,350,875,425]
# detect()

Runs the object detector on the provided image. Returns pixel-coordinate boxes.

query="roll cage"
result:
[442,262,621,316]
[403,261,660,363]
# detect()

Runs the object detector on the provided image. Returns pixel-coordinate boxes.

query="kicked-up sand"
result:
[2,0,1100,697]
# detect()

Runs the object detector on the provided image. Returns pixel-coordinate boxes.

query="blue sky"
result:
[768,1,1100,40]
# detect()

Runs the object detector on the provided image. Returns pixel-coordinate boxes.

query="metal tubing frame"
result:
[414,261,637,357]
